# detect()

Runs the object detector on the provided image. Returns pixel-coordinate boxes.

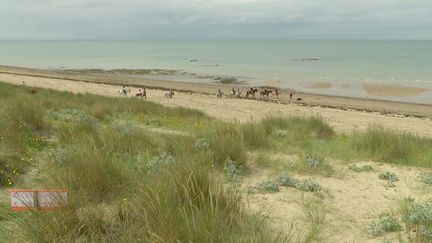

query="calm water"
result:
[1,40,431,103]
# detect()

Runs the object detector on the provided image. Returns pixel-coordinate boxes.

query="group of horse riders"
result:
[120,85,295,101]
[119,85,174,99]
[217,87,280,99]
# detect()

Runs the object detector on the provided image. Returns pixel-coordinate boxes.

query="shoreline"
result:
[2,65,432,136]
[1,65,432,120]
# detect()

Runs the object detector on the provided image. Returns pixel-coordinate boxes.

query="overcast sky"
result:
[1,0,432,40]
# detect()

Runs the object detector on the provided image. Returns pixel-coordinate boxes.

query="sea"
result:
[1,40,431,103]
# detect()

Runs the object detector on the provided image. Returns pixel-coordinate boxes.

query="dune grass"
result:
[351,126,432,167]
[1,81,432,242]
[0,82,280,242]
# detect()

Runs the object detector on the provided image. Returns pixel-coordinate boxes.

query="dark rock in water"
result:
[292,58,320,61]
[189,59,198,62]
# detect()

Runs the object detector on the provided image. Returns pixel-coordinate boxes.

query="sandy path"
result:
[2,73,432,136]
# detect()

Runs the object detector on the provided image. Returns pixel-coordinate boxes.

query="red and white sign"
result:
[10,190,36,211]
[10,190,68,211]
[37,190,68,210]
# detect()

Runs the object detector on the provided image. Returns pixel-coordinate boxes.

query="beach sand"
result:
[1,65,432,136]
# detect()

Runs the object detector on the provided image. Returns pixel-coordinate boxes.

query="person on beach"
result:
[290,92,293,99]
[217,89,223,98]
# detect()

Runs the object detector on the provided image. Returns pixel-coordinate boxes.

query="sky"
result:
[1,0,432,40]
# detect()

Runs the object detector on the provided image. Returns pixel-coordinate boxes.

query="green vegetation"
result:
[292,155,333,177]
[1,81,432,241]
[301,196,327,242]
[379,172,399,183]
[369,213,402,237]
[247,171,322,194]
[352,126,432,167]
[0,83,275,242]
[246,180,280,194]
[0,156,27,187]
[400,198,432,242]
[419,171,432,185]
[348,164,373,172]
[224,158,242,182]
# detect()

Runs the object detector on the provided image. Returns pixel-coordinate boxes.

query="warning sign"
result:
[37,190,68,210]
[10,190,68,211]
[10,190,36,211]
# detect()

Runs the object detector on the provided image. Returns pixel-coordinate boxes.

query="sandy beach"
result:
[1,65,432,136]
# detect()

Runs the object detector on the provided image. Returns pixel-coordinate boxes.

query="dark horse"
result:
[260,89,272,98]
[246,88,258,98]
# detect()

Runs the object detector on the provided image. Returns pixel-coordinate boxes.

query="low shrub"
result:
[276,171,299,187]
[400,198,432,242]
[292,155,333,177]
[348,164,373,172]
[246,180,279,194]
[419,172,432,185]
[224,158,242,182]
[379,172,399,183]
[295,179,322,192]
[369,213,401,237]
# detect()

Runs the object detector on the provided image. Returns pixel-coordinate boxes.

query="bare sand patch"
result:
[363,84,430,97]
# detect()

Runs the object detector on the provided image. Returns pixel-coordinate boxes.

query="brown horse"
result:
[260,89,272,98]
[246,88,258,98]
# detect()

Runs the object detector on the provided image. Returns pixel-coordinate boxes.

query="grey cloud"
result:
[0,0,431,39]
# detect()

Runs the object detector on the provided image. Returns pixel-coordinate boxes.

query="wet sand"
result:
[306,82,333,89]
[363,83,431,97]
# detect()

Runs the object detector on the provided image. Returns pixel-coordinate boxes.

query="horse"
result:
[274,89,280,97]
[246,88,258,98]
[260,89,272,98]
[165,90,175,98]
[230,88,241,98]
[117,88,131,97]
[136,89,146,99]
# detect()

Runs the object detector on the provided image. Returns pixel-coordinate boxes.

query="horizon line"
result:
[1,37,432,41]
